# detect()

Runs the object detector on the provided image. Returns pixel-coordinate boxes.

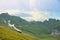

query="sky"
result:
[0,0,60,21]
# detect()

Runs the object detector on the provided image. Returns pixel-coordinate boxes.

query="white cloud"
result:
[5,9,21,15]
[0,9,49,21]
[22,11,49,21]
[0,0,52,21]
[0,9,21,15]
[21,17,32,21]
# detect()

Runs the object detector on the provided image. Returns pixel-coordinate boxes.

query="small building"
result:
[51,29,60,36]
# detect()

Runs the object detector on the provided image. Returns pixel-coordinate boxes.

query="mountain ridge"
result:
[0,13,60,40]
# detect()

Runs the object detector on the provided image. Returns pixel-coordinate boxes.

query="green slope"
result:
[0,26,38,40]
[0,13,60,40]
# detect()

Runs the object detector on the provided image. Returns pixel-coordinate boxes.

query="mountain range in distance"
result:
[0,13,60,40]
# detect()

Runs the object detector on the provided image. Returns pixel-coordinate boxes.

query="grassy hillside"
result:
[0,13,60,40]
[0,26,60,40]
[0,26,38,40]
[21,19,60,37]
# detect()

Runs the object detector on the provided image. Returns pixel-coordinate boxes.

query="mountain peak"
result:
[0,12,9,15]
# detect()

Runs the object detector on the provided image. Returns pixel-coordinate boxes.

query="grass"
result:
[0,26,38,40]
[0,26,60,40]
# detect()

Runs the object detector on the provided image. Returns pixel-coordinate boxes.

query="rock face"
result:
[8,20,22,33]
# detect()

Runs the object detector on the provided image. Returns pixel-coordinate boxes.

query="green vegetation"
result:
[0,26,60,40]
[0,13,60,40]
[0,26,38,40]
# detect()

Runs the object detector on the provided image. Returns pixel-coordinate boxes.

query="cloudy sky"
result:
[0,0,60,21]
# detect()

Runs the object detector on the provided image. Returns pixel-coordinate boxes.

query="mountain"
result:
[0,13,60,34]
[0,13,60,40]
[0,13,29,26]
[0,13,38,40]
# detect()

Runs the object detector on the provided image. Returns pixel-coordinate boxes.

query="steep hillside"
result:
[21,19,60,37]
[0,13,60,39]
[0,13,29,27]
[0,26,38,40]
